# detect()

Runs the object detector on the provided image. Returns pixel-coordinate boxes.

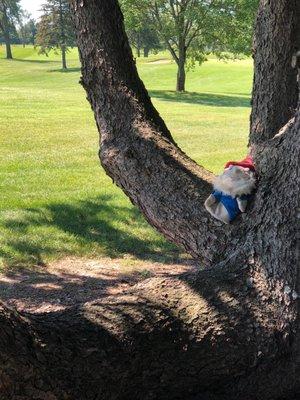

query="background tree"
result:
[121,0,259,91]
[0,0,21,59]
[35,0,75,69]
[128,26,160,57]
[17,11,36,47]
[120,1,160,57]
[25,18,37,45]
[0,1,299,399]
[141,27,160,57]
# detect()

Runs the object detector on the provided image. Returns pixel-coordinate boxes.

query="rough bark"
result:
[0,0,299,399]
[250,0,300,144]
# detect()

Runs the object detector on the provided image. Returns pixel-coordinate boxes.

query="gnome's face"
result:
[214,166,256,197]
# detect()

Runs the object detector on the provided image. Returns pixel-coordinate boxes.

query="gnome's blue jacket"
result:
[204,156,256,224]
[212,190,252,222]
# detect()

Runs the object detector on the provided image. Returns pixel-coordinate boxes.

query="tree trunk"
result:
[61,44,67,69]
[250,0,300,144]
[4,32,12,59]
[176,41,186,91]
[136,45,141,57]
[0,1,299,399]
[176,60,186,91]
[59,0,67,70]
[143,46,149,57]
[2,7,13,59]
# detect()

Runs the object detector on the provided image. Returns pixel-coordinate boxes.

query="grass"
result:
[0,45,253,268]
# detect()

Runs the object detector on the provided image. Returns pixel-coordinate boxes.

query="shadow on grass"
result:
[13,58,58,64]
[0,195,183,267]
[10,59,80,72]
[48,67,81,73]
[149,90,250,107]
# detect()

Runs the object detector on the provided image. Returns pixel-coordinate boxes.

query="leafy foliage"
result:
[0,0,21,30]
[18,11,37,46]
[120,0,160,57]
[35,0,75,67]
[120,0,259,90]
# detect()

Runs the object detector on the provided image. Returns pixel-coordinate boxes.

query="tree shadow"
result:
[149,90,250,107]
[223,91,251,96]
[48,67,81,73]
[0,195,184,267]
[13,58,58,64]
[0,256,194,314]
[5,58,80,72]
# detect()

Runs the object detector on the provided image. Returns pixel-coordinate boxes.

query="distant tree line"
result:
[1,0,259,83]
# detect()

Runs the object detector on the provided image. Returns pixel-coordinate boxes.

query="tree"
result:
[0,0,21,59]
[120,1,160,57]
[0,0,300,399]
[128,26,160,58]
[18,12,37,47]
[121,0,259,91]
[35,0,75,69]
[141,27,160,57]
[26,18,37,45]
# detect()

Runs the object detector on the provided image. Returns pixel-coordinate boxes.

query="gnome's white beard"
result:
[213,166,256,197]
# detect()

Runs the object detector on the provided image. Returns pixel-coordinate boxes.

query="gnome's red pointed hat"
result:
[224,155,255,172]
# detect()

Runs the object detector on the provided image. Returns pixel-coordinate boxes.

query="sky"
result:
[20,0,44,19]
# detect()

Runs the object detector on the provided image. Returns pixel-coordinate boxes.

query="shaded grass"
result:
[0,196,179,267]
[0,46,253,268]
[149,90,250,107]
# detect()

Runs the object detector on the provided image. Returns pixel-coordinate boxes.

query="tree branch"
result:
[186,26,201,49]
[150,2,180,64]
[70,0,234,264]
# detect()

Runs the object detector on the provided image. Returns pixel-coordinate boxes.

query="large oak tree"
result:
[0,0,299,399]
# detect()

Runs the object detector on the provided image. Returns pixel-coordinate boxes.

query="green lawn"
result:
[0,45,253,268]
